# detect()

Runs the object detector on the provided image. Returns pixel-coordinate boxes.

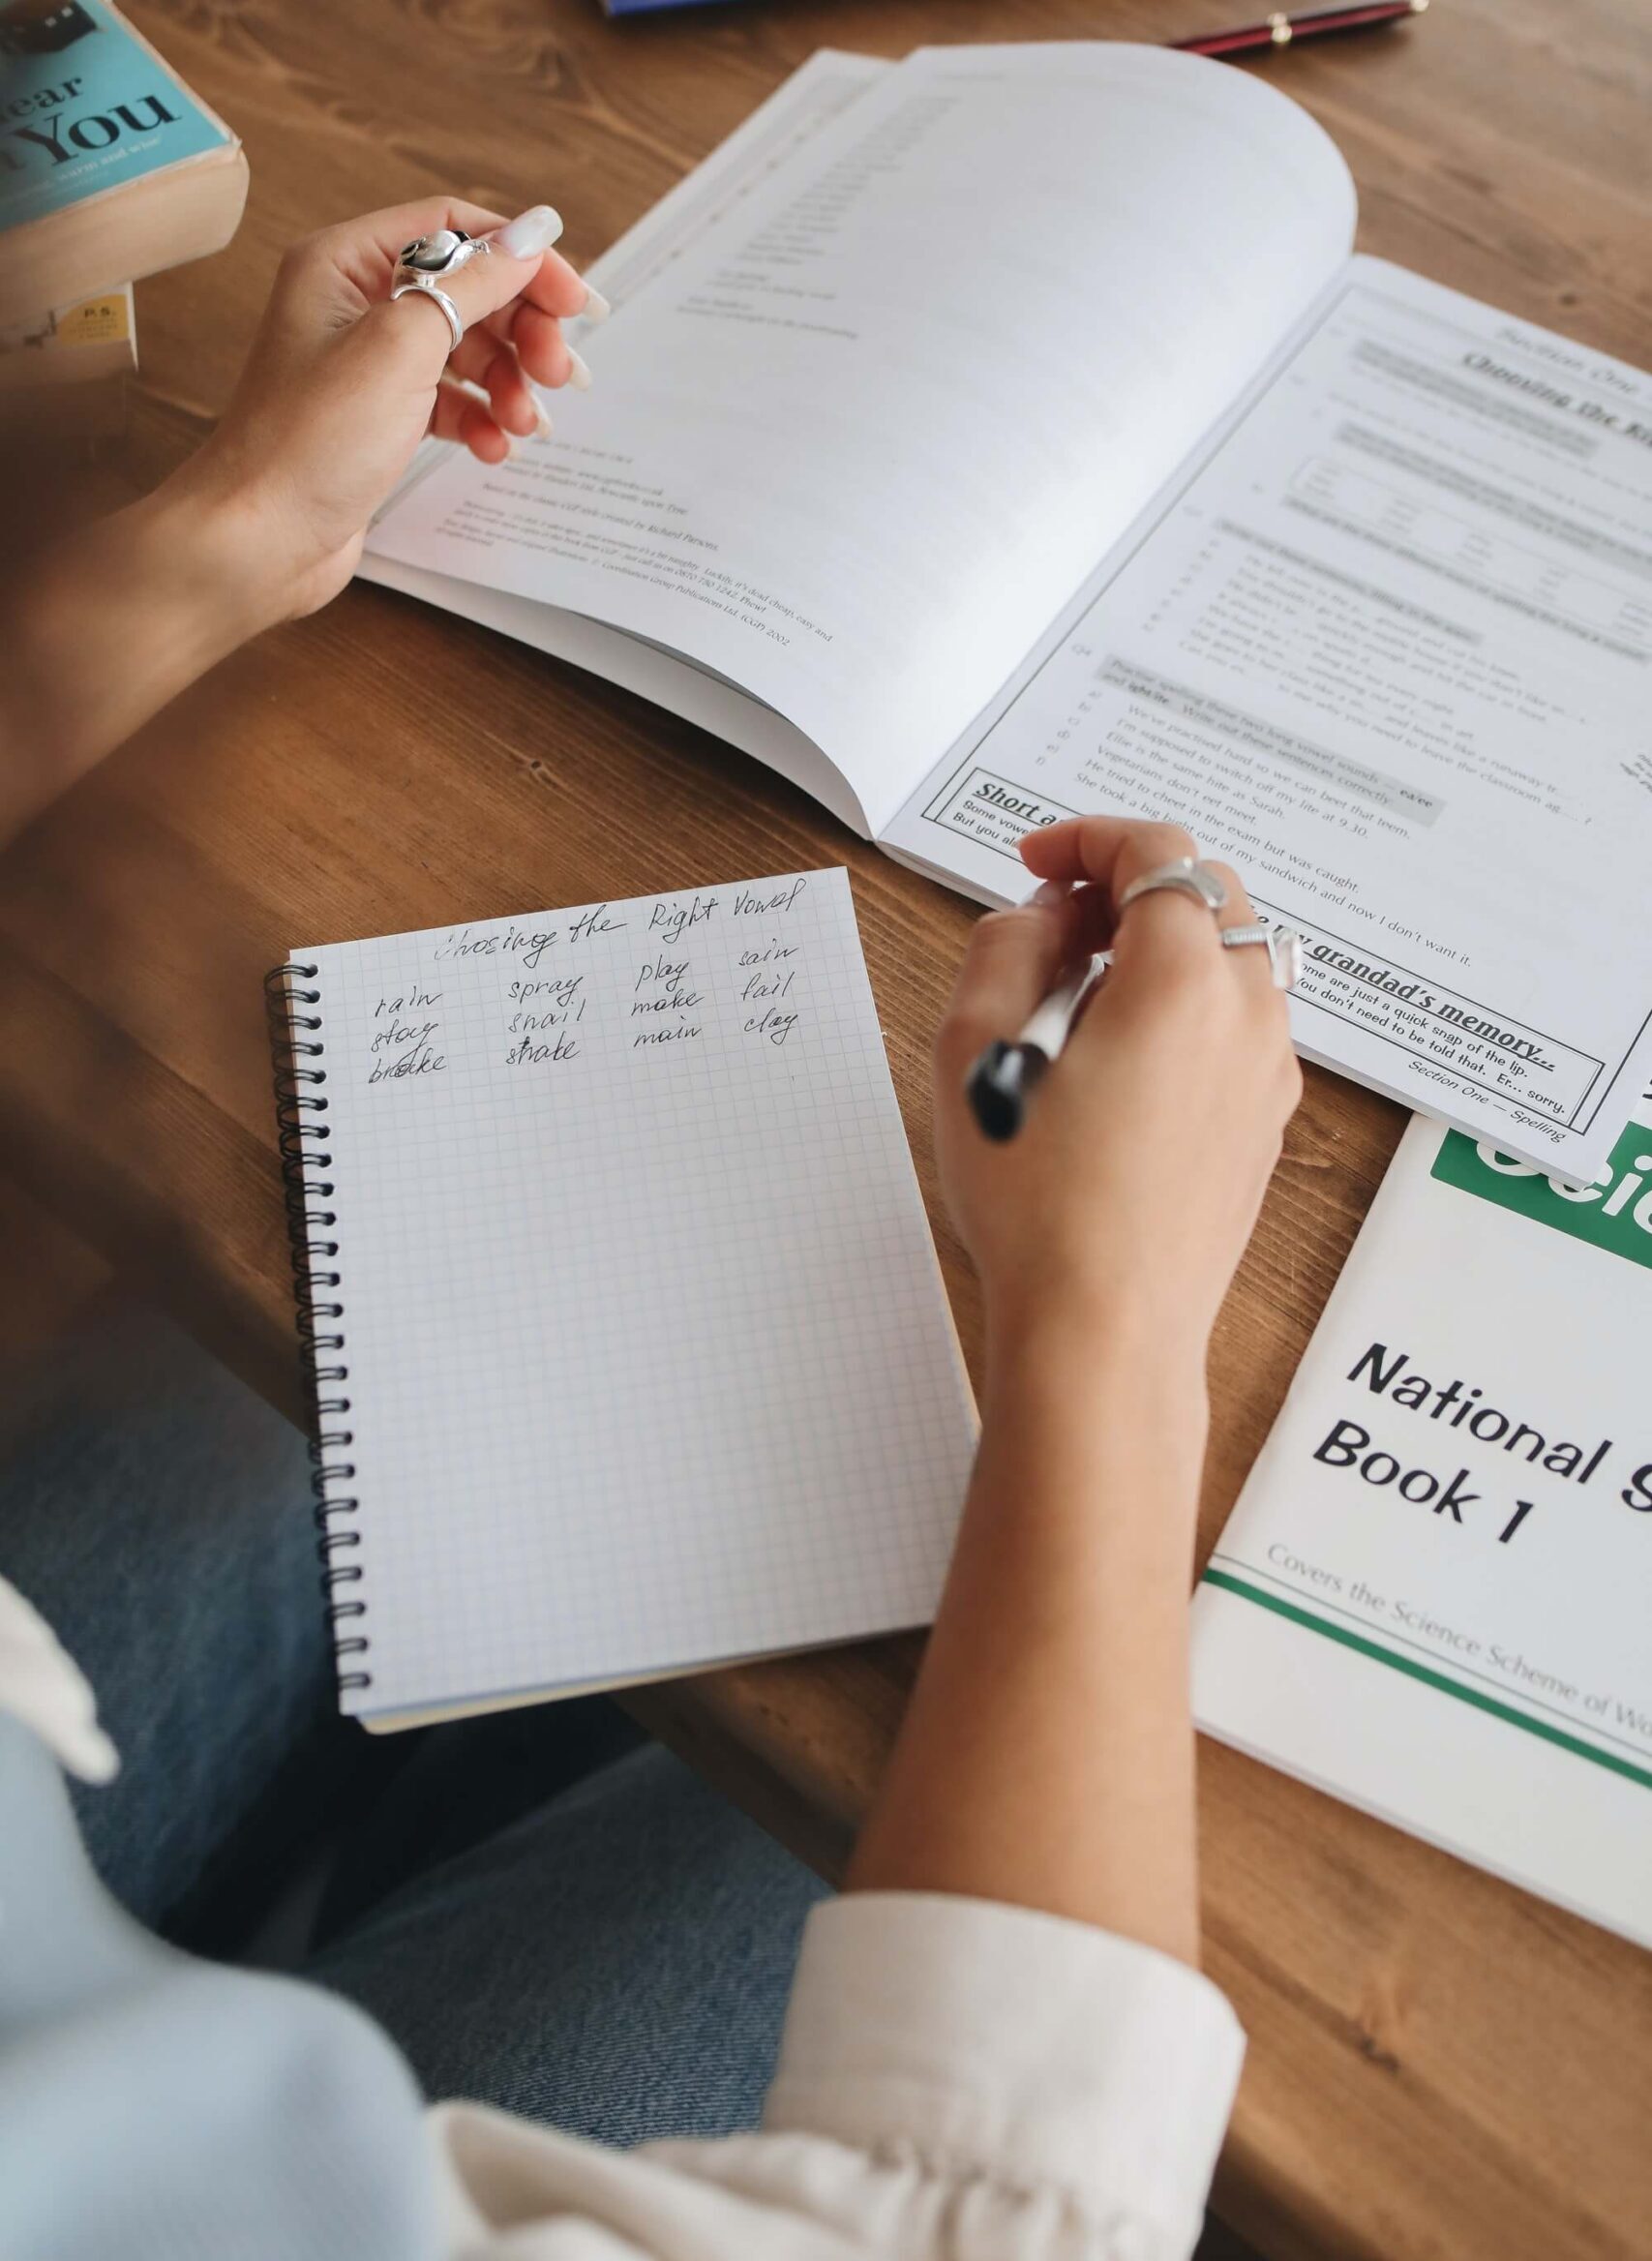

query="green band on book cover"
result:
[1430,1121,1652,1271]
[0,1,228,233]
[1203,1567,1652,1793]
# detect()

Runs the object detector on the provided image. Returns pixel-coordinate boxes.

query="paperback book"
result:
[0,0,246,322]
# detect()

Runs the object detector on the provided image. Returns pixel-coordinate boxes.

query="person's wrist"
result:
[976,1290,1211,1558]
[981,1274,1212,1417]
[140,451,309,648]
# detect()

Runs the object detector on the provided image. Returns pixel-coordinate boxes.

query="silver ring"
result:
[390,276,465,351]
[1116,857,1228,918]
[1221,921,1305,991]
[394,226,492,285]
[390,228,493,352]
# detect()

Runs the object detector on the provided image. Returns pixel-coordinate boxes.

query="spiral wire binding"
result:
[265,963,371,1693]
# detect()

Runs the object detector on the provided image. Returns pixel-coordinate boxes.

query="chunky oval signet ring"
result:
[1221,921,1305,990]
[1116,856,1229,919]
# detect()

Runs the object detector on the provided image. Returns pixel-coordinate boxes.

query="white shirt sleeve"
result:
[0,1573,1244,2260]
[429,1891,1245,2261]
[0,1575,117,1785]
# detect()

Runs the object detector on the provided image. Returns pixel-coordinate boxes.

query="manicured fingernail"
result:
[566,347,593,391]
[1032,880,1069,908]
[581,283,612,324]
[496,204,563,256]
[531,394,554,439]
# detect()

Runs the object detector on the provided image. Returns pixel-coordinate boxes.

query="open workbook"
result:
[364,44,1652,1179]
[272,869,976,1729]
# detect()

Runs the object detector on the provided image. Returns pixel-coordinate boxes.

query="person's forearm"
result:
[848,1304,1211,1966]
[0,471,274,845]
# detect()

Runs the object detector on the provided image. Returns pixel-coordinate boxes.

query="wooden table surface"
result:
[3,2,1650,2255]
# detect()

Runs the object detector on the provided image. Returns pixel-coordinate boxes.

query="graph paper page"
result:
[297,867,975,1722]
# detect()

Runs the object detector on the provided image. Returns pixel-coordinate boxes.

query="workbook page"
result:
[299,869,975,1723]
[361,50,889,837]
[367,43,1354,835]
[888,259,1652,1176]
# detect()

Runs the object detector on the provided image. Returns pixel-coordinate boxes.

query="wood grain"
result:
[1,4,1649,2256]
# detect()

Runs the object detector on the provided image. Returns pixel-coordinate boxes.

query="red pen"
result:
[1173,0,1428,60]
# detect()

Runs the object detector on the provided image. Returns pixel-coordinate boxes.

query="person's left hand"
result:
[173,197,598,622]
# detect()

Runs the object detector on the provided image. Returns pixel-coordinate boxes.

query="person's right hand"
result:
[932,816,1302,1372]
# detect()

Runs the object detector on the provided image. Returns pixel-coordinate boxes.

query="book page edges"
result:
[0,143,248,324]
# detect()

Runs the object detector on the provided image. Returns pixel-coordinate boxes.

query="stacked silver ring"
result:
[1219,920,1305,991]
[1116,858,1303,990]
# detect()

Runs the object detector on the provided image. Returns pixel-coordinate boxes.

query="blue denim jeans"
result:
[1,1310,826,2145]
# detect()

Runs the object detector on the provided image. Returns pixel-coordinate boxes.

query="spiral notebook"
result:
[267,867,976,1731]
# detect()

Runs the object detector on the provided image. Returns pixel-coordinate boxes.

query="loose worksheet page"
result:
[888,260,1652,1176]
[368,44,1353,834]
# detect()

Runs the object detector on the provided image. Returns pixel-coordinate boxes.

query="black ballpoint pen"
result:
[966,954,1111,1142]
